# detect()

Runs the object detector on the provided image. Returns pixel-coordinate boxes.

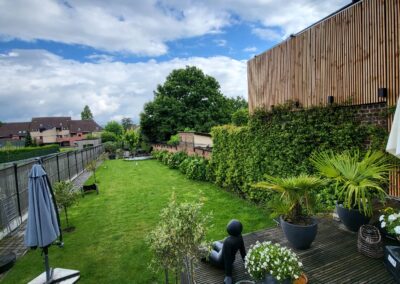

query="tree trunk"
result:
[64,208,69,227]
[164,268,169,284]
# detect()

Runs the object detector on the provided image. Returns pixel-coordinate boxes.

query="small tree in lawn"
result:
[147,195,210,284]
[85,160,97,183]
[54,181,79,231]
[25,132,33,147]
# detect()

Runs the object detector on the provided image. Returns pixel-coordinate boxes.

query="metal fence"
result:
[0,145,104,236]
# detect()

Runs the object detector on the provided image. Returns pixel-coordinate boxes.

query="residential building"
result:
[0,117,102,146]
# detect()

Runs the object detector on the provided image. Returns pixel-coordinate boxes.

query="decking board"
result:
[194,219,394,284]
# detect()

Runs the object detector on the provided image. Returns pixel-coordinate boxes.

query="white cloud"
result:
[214,39,227,47]
[0,0,351,55]
[0,50,247,124]
[243,46,257,52]
[252,28,283,41]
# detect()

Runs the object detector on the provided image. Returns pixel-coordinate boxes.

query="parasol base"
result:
[28,268,80,284]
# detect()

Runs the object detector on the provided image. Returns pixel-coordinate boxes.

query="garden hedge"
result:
[210,105,388,202]
[0,144,60,163]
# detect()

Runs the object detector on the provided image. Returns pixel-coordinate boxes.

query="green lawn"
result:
[4,159,273,283]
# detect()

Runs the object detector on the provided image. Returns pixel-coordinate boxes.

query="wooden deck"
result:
[194,219,395,284]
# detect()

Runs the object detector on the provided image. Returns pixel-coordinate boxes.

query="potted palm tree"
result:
[254,174,324,249]
[311,150,390,232]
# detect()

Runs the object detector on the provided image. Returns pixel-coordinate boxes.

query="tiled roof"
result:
[30,116,71,131]
[69,119,102,133]
[0,122,31,138]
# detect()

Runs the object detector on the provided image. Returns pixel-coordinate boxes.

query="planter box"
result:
[384,245,400,282]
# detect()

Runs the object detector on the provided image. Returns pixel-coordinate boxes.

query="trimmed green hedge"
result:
[153,150,211,181]
[0,144,60,163]
[210,105,388,202]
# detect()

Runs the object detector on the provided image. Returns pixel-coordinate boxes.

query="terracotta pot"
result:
[294,273,308,284]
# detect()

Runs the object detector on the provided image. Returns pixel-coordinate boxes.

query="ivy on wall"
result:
[211,104,388,202]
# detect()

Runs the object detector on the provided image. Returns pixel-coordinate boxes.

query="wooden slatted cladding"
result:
[248,0,399,111]
[247,0,400,196]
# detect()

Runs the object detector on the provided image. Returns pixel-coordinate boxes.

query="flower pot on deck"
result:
[336,204,370,232]
[280,216,318,250]
[262,274,291,284]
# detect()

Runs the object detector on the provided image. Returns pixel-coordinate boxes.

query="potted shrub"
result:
[245,241,303,284]
[254,174,324,249]
[379,207,400,241]
[311,150,390,232]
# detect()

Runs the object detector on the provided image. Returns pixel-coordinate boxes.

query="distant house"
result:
[0,117,102,146]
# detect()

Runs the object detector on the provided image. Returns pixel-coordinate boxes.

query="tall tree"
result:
[81,105,93,120]
[121,117,134,131]
[140,66,246,142]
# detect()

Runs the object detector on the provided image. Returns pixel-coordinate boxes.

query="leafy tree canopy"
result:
[81,105,93,120]
[140,66,247,142]
[104,120,124,137]
[121,117,134,131]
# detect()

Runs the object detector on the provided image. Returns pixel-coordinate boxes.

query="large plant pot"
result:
[280,216,318,250]
[262,274,291,284]
[336,204,370,232]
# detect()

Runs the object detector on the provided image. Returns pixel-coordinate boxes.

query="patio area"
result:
[195,218,394,283]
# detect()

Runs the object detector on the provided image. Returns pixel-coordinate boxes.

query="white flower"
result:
[379,215,384,221]
[381,221,386,228]
[395,226,400,235]
[389,214,397,222]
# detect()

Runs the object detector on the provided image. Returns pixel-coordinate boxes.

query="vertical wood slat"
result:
[247,0,400,196]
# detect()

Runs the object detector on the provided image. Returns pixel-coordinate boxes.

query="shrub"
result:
[101,131,118,143]
[103,141,118,154]
[0,144,60,163]
[167,134,180,147]
[53,181,80,229]
[185,157,208,181]
[167,151,188,169]
[211,105,388,203]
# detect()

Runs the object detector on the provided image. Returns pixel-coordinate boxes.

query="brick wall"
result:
[354,102,387,128]
[152,144,212,159]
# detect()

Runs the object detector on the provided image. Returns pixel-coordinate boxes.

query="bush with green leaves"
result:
[101,131,118,143]
[147,195,211,284]
[211,104,388,203]
[103,141,118,154]
[185,157,208,181]
[167,134,180,147]
[53,181,80,229]
[167,151,188,169]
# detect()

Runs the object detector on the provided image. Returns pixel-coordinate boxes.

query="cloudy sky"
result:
[0,0,349,125]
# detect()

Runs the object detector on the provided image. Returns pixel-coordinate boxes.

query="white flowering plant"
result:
[244,241,303,282]
[379,207,400,237]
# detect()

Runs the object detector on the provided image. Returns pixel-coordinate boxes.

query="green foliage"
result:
[81,105,93,120]
[153,150,210,182]
[140,66,246,142]
[167,134,180,146]
[211,105,388,203]
[103,141,118,154]
[104,121,124,137]
[25,132,33,147]
[101,131,118,143]
[311,150,390,216]
[121,117,134,131]
[0,144,60,163]
[85,160,98,183]
[123,129,140,151]
[147,195,210,283]
[231,108,249,126]
[53,181,80,228]
[254,174,324,222]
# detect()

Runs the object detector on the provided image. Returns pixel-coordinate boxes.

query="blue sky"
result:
[0,0,349,124]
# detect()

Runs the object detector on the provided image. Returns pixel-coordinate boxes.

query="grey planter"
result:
[280,216,318,250]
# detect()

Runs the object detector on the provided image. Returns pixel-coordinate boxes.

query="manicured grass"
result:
[4,159,273,283]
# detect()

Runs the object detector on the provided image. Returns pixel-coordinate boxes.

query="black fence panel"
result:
[0,145,104,234]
